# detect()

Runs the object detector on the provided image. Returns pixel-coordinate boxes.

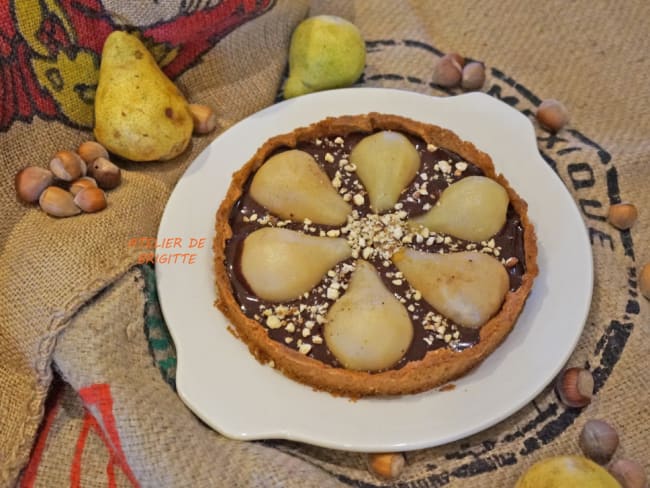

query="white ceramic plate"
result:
[156,88,593,452]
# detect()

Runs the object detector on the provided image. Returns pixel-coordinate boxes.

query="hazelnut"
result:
[448,52,465,68]
[367,453,405,481]
[69,176,98,196]
[15,166,54,203]
[608,203,638,230]
[461,62,486,91]
[536,99,569,132]
[87,157,121,190]
[579,419,619,465]
[433,54,462,87]
[188,104,218,134]
[555,367,593,408]
[39,186,81,218]
[73,187,107,213]
[609,459,647,488]
[77,141,109,164]
[639,263,650,300]
[49,150,86,182]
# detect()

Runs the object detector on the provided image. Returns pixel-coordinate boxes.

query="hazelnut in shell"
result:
[39,186,81,217]
[70,177,98,196]
[367,453,405,481]
[15,166,54,203]
[77,141,109,164]
[74,187,107,213]
[189,104,218,134]
[639,263,650,300]
[536,99,569,132]
[49,150,86,181]
[433,54,462,87]
[609,459,647,488]
[461,62,486,91]
[579,419,619,465]
[87,157,121,190]
[555,367,594,408]
[607,203,638,230]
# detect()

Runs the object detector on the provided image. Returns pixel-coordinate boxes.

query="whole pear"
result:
[284,15,365,99]
[94,31,193,161]
[515,456,620,488]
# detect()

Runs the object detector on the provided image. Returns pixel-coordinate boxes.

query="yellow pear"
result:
[284,15,365,99]
[515,456,620,488]
[94,31,193,161]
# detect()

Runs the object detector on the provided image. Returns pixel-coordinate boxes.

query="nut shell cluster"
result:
[15,141,121,218]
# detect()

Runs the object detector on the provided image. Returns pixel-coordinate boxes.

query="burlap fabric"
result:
[1,1,648,486]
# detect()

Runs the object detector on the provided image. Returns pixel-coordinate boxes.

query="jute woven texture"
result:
[1,1,648,486]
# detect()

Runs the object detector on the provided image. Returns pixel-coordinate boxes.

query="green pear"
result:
[94,31,193,161]
[284,15,366,99]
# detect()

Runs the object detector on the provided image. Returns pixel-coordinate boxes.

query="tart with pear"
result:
[214,113,538,397]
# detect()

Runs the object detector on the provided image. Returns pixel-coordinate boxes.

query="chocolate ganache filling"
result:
[224,132,527,371]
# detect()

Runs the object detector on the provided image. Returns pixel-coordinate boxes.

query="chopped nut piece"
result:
[324,152,335,163]
[327,288,340,300]
[353,193,365,206]
[312,335,323,344]
[266,315,281,329]
[427,143,437,152]
[438,160,452,173]
[298,343,312,355]
[334,136,344,144]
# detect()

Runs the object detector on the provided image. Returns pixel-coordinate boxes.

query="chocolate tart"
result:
[214,113,538,398]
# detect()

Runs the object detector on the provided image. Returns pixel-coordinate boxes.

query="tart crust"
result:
[214,113,538,398]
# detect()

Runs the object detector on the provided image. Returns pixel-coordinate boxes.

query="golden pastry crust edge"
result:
[213,112,539,398]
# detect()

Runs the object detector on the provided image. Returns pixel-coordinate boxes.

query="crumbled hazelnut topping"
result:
[353,193,365,206]
[438,160,452,173]
[427,143,437,152]
[324,152,335,163]
[266,315,281,329]
[326,287,340,300]
[334,136,344,145]
[312,335,323,344]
